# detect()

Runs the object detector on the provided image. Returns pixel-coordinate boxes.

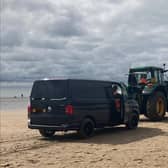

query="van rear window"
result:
[31,80,67,99]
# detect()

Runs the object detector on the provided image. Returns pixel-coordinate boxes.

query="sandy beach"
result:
[0,98,168,168]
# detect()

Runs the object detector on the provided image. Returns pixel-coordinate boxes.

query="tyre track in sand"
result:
[0,135,57,156]
[0,135,40,144]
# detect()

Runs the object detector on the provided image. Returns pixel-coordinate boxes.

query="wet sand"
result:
[0,100,168,168]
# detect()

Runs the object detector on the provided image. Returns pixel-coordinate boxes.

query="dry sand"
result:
[0,106,168,168]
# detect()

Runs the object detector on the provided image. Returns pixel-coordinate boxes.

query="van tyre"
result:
[79,118,95,138]
[146,92,166,121]
[39,129,55,138]
[126,113,139,129]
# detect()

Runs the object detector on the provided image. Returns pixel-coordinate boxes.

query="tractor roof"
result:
[130,66,163,72]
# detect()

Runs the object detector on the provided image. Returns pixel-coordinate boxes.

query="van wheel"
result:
[79,118,95,138]
[39,129,55,138]
[126,113,139,129]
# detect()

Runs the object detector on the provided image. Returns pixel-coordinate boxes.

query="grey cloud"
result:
[1,0,168,83]
[67,41,99,52]
[2,48,43,62]
[3,0,54,12]
[43,8,86,37]
[1,29,23,47]
[27,37,67,50]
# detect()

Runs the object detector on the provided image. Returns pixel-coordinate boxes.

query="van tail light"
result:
[28,105,32,117]
[65,105,73,115]
[115,99,121,109]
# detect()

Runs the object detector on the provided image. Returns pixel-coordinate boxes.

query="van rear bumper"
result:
[28,120,79,131]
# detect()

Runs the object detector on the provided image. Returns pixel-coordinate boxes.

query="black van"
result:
[28,79,139,138]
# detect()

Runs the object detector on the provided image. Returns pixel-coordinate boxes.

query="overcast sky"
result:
[1,0,168,83]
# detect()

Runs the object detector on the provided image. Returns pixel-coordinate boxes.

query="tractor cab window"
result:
[164,71,168,81]
[133,72,151,85]
[153,70,163,84]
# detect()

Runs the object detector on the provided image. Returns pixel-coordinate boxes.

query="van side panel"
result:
[71,99,111,125]
[69,80,112,125]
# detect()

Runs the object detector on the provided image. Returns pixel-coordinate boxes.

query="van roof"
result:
[35,78,119,84]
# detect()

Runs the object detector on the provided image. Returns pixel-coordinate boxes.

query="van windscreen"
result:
[31,80,67,99]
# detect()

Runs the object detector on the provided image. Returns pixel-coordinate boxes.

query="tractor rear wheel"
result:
[146,92,166,121]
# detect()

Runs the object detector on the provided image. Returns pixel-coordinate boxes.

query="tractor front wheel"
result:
[146,92,166,121]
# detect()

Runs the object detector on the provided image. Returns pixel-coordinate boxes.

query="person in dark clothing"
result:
[21,93,23,98]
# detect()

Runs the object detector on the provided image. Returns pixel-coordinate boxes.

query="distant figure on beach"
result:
[21,94,23,98]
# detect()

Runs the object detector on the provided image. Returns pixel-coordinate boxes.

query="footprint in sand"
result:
[133,158,143,164]
[0,163,12,167]
[27,159,39,164]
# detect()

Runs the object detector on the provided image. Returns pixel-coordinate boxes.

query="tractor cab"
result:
[128,66,165,99]
[128,66,164,88]
[127,66,168,121]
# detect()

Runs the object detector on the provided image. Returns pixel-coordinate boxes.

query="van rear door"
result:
[30,80,69,125]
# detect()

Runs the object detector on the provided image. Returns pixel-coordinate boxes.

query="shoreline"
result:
[0,98,29,112]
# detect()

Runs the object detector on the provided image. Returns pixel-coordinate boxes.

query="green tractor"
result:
[128,66,168,121]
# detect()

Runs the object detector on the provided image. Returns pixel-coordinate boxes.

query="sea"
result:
[0,82,32,111]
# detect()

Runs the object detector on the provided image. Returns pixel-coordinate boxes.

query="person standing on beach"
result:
[21,94,23,98]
